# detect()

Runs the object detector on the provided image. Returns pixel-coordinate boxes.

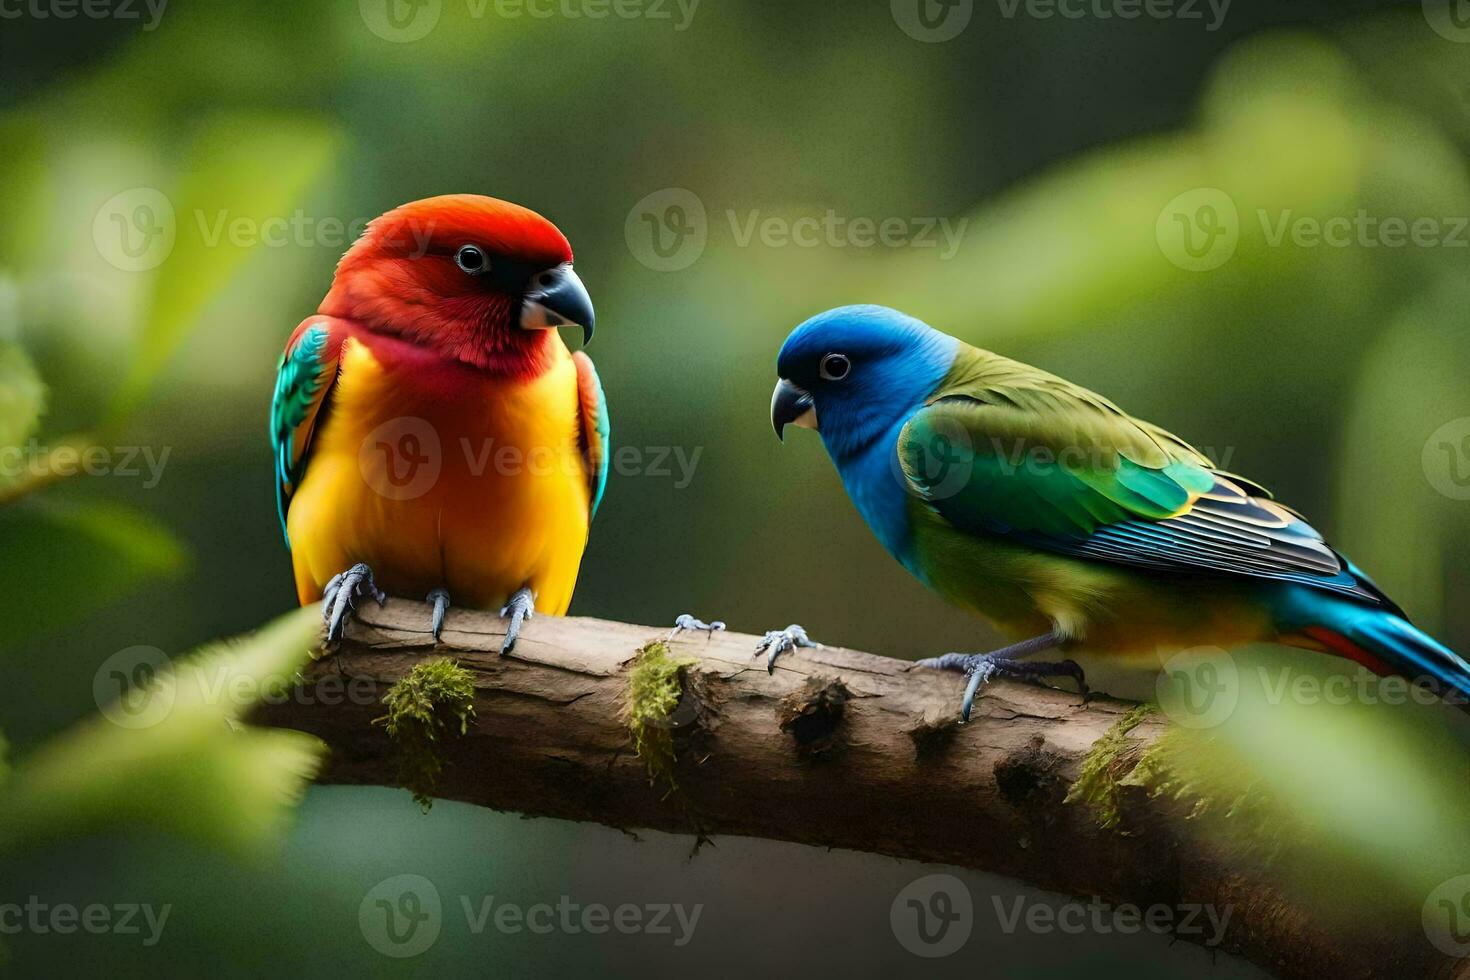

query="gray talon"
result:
[427,588,451,642]
[918,647,1085,722]
[324,562,386,642]
[755,624,819,673]
[669,614,726,641]
[499,587,536,656]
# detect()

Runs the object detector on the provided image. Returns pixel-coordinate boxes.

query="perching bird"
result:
[271,195,607,652]
[769,304,1470,719]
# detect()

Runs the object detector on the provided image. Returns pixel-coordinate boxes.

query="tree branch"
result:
[254,599,1461,980]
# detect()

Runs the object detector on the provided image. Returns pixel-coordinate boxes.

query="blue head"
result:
[771,305,959,462]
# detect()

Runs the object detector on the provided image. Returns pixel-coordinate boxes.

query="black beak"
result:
[521,263,595,345]
[770,379,815,441]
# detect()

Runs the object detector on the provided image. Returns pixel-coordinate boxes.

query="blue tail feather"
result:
[1277,583,1470,707]
[1341,611,1470,703]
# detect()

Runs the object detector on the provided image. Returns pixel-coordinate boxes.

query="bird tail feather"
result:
[1297,604,1470,707]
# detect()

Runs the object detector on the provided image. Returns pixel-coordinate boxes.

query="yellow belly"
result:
[911,506,1276,660]
[287,337,591,615]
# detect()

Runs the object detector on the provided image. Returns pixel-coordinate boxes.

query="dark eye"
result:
[455,244,489,275]
[819,353,851,381]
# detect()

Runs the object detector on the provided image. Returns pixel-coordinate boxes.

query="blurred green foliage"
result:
[0,607,324,859]
[2,1,1470,976]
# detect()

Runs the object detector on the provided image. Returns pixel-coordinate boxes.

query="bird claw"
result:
[917,652,1087,723]
[323,562,387,642]
[498,587,535,656]
[668,613,726,641]
[755,624,820,673]
[427,588,451,642]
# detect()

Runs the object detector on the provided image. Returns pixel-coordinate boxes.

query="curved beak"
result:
[770,379,816,441]
[520,263,595,344]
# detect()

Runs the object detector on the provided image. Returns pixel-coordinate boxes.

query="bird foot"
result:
[498,587,535,656]
[755,624,820,673]
[323,562,387,642]
[427,588,451,642]
[916,652,1087,722]
[668,613,726,641]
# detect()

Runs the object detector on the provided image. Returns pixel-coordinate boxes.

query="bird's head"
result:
[772,305,958,459]
[322,194,594,375]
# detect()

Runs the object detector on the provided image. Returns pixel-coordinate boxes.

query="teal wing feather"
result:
[896,349,1388,605]
[573,351,609,520]
[270,319,345,548]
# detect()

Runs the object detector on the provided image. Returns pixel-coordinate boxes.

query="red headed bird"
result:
[271,195,607,651]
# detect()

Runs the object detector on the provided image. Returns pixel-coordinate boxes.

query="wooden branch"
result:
[254,599,1462,980]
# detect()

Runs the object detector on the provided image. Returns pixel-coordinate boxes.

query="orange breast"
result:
[286,336,591,614]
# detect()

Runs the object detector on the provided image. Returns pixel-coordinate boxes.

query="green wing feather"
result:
[270,320,343,548]
[898,346,1214,539]
[897,345,1383,602]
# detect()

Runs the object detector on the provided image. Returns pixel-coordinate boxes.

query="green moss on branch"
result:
[374,658,476,812]
[622,641,697,800]
[1064,704,1152,830]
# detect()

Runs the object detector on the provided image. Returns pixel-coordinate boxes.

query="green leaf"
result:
[0,341,45,450]
[0,502,186,649]
[104,112,341,428]
[0,606,325,857]
[0,114,51,272]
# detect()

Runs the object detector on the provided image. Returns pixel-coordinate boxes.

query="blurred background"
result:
[3,0,1470,976]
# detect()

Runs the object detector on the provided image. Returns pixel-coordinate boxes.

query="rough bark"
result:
[253,598,1464,980]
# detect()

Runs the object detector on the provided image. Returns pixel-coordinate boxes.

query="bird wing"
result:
[271,317,347,548]
[572,350,609,520]
[895,348,1392,607]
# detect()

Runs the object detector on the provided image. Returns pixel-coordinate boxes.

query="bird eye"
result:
[455,244,489,275]
[819,353,851,381]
